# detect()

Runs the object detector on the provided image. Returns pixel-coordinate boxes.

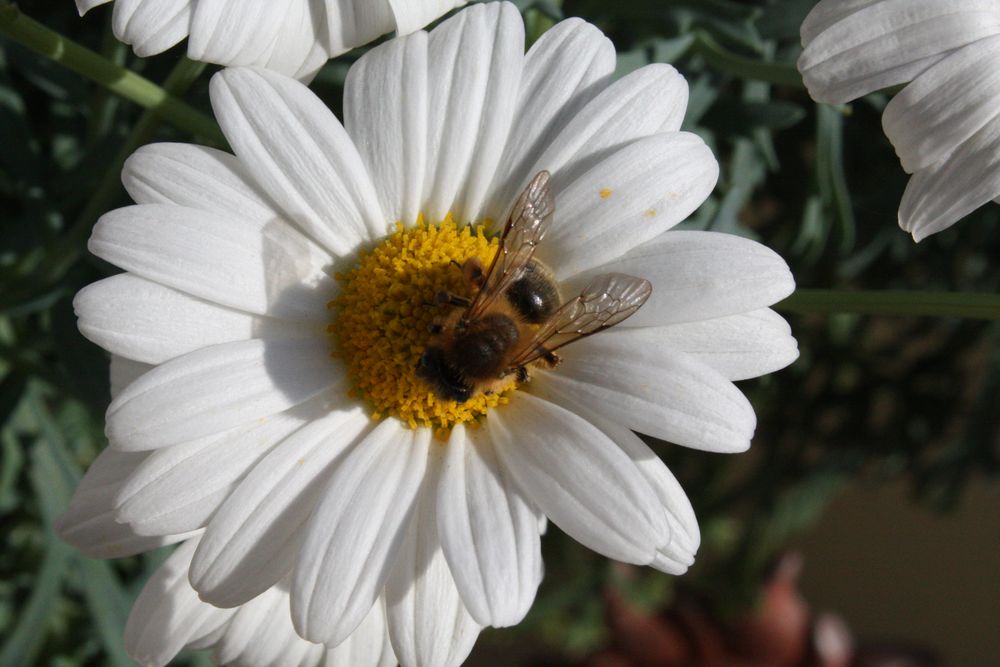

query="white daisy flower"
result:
[75,0,466,79]
[798,0,1000,241]
[59,2,798,665]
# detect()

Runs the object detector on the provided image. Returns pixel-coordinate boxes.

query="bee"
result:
[416,170,652,403]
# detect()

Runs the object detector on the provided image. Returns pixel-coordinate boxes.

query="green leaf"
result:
[0,404,77,667]
[0,540,73,667]
[745,99,805,130]
[77,560,136,667]
[756,0,815,40]
[0,372,26,431]
[816,104,857,253]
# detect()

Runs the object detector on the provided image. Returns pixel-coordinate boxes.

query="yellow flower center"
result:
[330,217,518,435]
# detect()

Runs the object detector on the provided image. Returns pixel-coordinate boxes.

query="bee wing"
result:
[507,273,652,369]
[465,170,555,321]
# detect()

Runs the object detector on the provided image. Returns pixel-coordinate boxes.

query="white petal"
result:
[109,355,152,400]
[212,585,290,666]
[600,309,799,382]
[261,0,331,80]
[323,0,395,56]
[89,204,335,321]
[123,143,330,272]
[121,142,333,281]
[532,337,757,453]
[190,407,370,608]
[576,230,795,328]
[613,431,699,574]
[123,144,280,230]
[345,32,429,225]
[292,420,429,645]
[112,0,191,57]
[107,338,341,450]
[75,274,316,365]
[386,473,482,667]
[212,582,324,667]
[899,118,1000,240]
[388,0,467,36]
[124,538,236,667]
[436,424,542,627]
[77,0,114,15]
[544,132,719,279]
[185,621,231,653]
[323,598,397,667]
[884,35,1000,173]
[114,394,334,536]
[188,1,289,68]
[799,0,885,44]
[210,67,385,255]
[547,402,700,574]
[488,393,668,563]
[54,446,198,558]
[485,17,616,222]
[798,0,1000,104]
[422,2,524,223]
[526,63,690,194]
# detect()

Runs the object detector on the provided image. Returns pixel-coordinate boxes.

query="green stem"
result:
[85,26,127,145]
[0,1,223,143]
[691,30,805,88]
[778,289,1000,320]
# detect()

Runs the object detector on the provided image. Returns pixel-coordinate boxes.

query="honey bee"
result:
[416,170,652,403]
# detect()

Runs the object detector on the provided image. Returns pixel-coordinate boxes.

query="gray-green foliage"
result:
[1,0,998,664]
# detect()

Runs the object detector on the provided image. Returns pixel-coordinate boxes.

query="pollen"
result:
[330,218,517,435]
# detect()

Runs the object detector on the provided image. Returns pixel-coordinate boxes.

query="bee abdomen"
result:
[450,313,519,379]
[506,260,560,324]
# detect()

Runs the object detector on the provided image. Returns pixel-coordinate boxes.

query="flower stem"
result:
[0,1,223,143]
[691,30,805,88]
[778,289,1000,320]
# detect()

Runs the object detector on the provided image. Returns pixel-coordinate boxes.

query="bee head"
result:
[416,347,473,403]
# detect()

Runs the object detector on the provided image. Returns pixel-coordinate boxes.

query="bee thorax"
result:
[448,313,519,379]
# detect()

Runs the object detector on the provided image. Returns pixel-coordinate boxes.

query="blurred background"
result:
[1,0,997,665]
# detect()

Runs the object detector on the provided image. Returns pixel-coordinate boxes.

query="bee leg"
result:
[449,259,463,271]
[461,257,485,290]
[539,350,561,369]
[515,366,529,383]
[434,291,472,308]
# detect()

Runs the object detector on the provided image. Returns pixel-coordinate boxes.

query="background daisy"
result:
[74,0,467,78]
[798,0,1000,240]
